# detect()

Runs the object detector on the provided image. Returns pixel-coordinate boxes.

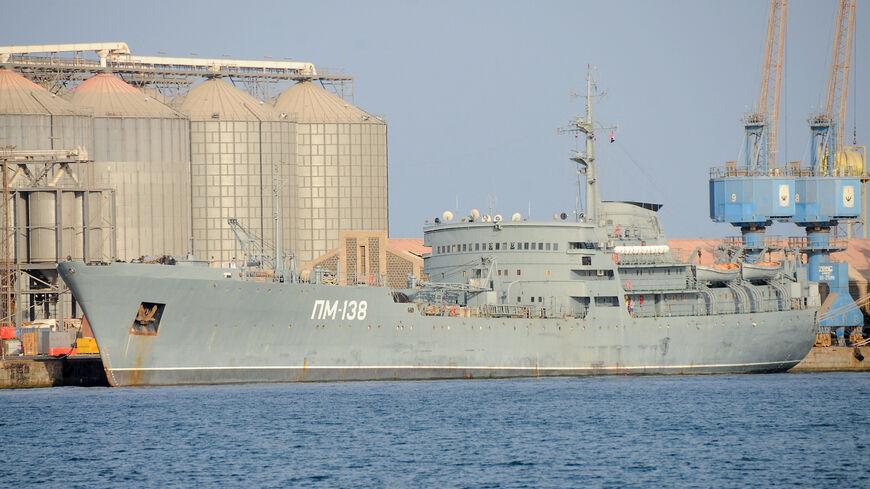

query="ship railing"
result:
[417,303,582,320]
[723,236,790,249]
[349,273,387,286]
[709,165,864,179]
[667,249,693,263]
[482,304,529,318]
[786,236,849,250]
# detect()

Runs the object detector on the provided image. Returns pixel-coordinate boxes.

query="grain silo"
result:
[0,68,114,326]
[0,68,92,153]
[273,81,387,265]
[178,77,295,264]
[68,73,190,261]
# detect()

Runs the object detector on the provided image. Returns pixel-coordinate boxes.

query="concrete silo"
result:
[273,81,387,265]
[68,73,190,261]
[178,77,295,265]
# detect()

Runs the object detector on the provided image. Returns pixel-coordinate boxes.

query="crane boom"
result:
[824,0,857,150]
[757,0,788,168]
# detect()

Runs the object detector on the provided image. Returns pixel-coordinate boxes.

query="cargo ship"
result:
[58,73,819,386]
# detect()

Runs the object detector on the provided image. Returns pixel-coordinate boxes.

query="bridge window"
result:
[582,256,592,266]
[462,244,467,252]
[554,243,559,251]
[546,243,551,251]
[524,242,529,250]
[516,269,521,276]
[495,243,500,250]
[569,242,596,249]
[475,243,480,251]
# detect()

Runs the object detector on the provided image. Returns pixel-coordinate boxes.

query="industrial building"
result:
[300,231,423,288]
[0,42,388,334]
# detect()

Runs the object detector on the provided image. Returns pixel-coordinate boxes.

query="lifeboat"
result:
[695,263,740,283]
[741,261,782,281]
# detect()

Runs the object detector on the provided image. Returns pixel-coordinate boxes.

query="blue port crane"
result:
[794,0,864,344]
[709,0,866,345]
[709,0,791,260]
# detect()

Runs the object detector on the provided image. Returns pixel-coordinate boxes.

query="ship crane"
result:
[227,165,295,282]
[227,218,272,270]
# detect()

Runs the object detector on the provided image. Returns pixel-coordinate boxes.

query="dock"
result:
[0,355,108,388]
[789,346,870,373]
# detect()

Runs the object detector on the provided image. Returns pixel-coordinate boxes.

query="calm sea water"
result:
[2,373,869,488]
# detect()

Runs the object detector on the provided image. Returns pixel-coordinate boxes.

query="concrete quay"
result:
[789,346,870,373]
[0,355,109,388]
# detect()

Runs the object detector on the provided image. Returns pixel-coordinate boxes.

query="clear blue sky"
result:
[4,0,867,238]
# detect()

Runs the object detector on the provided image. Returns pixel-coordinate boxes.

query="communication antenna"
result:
[486,193,497,218]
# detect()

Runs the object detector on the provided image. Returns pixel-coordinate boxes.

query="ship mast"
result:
[559,66,613,223]
[580,69,598,222]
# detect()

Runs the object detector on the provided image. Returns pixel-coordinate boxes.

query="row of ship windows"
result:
[435,242,560,255]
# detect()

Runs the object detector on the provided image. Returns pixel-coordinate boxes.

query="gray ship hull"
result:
[58,262,817,387]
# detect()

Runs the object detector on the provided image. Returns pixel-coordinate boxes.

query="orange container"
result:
[0,326,15,340]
